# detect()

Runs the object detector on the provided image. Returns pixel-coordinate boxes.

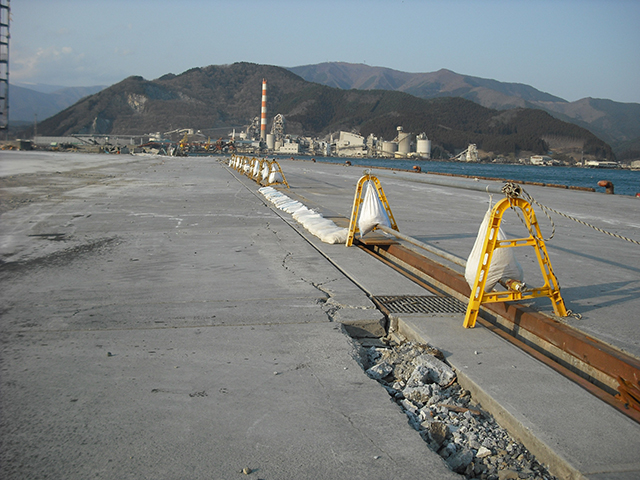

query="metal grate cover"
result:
[373,295,467,314]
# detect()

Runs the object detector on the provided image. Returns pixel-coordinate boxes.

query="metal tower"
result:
[0,0,9,139]
[271,113,285,143]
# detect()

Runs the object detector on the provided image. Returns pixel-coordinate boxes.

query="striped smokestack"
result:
[260,78,267,141]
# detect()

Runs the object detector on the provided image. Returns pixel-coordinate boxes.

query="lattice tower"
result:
[0,0,9,139]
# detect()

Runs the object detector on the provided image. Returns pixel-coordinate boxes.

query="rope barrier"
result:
[501,182,640,246]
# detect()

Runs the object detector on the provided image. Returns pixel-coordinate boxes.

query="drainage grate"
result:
[373,295,467,314]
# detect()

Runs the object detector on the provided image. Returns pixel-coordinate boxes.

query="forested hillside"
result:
[28,62,613,159]
[290,62,637,160]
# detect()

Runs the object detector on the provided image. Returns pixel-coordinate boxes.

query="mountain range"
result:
[9,83,106,125]
[288,63,640,160]
[15,62,620,161]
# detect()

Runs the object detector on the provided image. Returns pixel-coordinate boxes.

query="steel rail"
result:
[376,224,466,268]
[355,237,640,424]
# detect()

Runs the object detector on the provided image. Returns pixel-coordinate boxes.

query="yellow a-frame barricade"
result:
[248,157,262,182]
[464,196,567,328]
[346,174,398,247]
[263,160,289,188]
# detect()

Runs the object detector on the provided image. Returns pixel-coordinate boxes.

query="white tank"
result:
[416,138,431,158]
[266,134,275,150]
[398,132,411,154]
[382,141,398,155]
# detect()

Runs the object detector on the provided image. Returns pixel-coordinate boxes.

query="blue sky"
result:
[9,0,640,103]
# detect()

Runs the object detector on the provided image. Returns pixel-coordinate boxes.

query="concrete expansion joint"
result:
[325,297,377,311]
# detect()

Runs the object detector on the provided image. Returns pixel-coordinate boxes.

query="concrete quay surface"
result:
[0,151,458,480]
[1,151,639,479]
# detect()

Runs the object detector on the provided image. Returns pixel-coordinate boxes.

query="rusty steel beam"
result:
[360,241,640,423]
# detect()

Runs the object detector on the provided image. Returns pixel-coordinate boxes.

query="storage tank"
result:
[382,141,398,156]
[396,126,411,155]
[266,133,275,150]
[398,132,411,154]
[416,133,431,159]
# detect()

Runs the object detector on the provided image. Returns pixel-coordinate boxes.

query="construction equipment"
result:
[214,138,236,153]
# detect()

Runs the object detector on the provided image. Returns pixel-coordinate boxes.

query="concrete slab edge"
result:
[396,316,588,480]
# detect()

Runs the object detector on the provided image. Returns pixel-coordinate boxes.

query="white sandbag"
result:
[259,186,274,197]
[465,208,524,292]
[292,208,316,222]
[300,214,348,244]
[252,162,260,177]
[268,164,284,184]
[358,181,390,236]
[261,164,270,181]
[269,193,302,213]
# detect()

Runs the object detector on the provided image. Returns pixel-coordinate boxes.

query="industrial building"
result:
[331,127,432,160]
[226,78,436,159]
[335,131,366,157]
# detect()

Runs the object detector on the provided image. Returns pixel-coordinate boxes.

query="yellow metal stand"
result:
[254,158,267,183]
[346,174,398,247]
[263,160,289,188]
[464,196,567,328]
[249,157,260,182]
[233,154,245,172]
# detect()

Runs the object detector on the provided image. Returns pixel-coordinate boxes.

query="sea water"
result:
[296,156,640,197]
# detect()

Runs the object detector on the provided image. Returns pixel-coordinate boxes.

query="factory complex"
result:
[27,78,440,161]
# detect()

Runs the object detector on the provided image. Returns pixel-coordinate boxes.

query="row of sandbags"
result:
[259,186,348,244]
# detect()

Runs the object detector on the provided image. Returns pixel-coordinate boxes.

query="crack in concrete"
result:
[275,229,377,322]
[278,247,342,322]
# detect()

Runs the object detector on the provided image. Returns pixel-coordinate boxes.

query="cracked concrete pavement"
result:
[0,151,458,479]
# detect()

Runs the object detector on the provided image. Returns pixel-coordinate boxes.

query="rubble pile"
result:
[363,341,557,480]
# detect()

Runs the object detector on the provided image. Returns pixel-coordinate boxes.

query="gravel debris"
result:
[359,340,558,480]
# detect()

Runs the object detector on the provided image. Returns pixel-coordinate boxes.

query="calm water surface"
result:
[286,156,640,197]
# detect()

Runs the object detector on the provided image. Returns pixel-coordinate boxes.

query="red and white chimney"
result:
[260,78,267,142]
